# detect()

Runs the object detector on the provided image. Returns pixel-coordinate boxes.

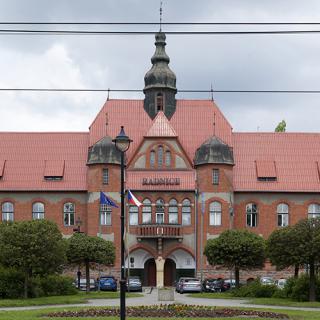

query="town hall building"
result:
[1,32,320,287]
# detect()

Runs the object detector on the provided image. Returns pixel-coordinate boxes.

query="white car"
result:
[260,277,274,285]
[275,278,287,289]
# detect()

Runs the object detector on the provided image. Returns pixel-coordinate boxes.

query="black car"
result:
[202,278,229,292]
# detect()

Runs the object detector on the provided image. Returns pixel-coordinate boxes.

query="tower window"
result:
[212,169,219,185]
[156,93,164,111]
[165,150,171,167]
[102,168,109,184]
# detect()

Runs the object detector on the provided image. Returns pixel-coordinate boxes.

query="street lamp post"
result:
[113,126,132,320]
[73,217,83,290]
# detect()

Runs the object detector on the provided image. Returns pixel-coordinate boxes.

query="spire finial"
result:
[105,112,108,135]
[210,83,214,101]
[159,1,163,32]
[213,112,216,136]
[107,88,110,100]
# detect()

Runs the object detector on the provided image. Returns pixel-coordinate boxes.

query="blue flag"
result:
[100,192,119,208]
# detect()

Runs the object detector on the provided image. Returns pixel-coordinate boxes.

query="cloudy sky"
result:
[0,0,320,132]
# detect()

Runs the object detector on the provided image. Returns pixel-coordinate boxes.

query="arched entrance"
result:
[164,258,176,286]
[144,258,156,286]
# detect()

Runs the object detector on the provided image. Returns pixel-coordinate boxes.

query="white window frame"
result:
[182,199,191,226]
[2,202,14,222]
[102,168,109,185]
[246,203,258,227]
[142,199,152,224]
[308,203,320,219]
[212,169,219,185]
[156,199,165,224]
[100,204,112,225]
[209,201,222,226]
[63,202,75,226]
[32,202,45,220]
[277,203,289,227]
[168,199,178,224]
[129,205,139,225]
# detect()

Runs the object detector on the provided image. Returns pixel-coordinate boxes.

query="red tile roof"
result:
[145,111,177,137]
[44,160,65,177]
[233,133,320,192]
[126,171,195,191]
[0,133,89,191]
[0,160,5,177]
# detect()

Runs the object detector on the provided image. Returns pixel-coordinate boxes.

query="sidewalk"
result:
[1,289,320,312]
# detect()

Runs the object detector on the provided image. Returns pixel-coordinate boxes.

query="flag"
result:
[100,192,119,208]
[127,190,142,207]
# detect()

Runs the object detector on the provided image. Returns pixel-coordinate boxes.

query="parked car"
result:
[127,276,142,292]
[202,278,230,292]
[224,279,236,289]
[260,277,274,285]
[98,275,117,291]
[176,277,193,293]
[78,278,97,291]
[180,278,202,294]
[275,278,287,289]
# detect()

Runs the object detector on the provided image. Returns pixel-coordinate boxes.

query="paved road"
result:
[1,289,320,312]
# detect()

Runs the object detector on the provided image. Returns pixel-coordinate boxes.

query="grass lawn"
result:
[188,292,320,308]
[0,307,320,320]
[0,291,142,308]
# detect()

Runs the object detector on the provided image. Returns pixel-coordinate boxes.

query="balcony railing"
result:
[138,224,183,239]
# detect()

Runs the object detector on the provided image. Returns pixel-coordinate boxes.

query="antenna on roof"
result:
[213,112,216,136]
[159,1,163,32]
[105,112,109,135]
[210,83,214,101]
[107,88,110,100]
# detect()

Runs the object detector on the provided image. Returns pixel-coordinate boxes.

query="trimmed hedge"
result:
[232,279,278,298]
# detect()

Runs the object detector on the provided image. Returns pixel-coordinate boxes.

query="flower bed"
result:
[46,304,288,318]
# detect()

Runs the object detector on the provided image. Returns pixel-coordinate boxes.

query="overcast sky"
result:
[0,0,320,132]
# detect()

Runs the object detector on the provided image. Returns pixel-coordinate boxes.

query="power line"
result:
[1,88,320,94]
[1,29,320,36]
[1,22,320,25]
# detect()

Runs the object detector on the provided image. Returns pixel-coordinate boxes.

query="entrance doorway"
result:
[164,258,176,286]
[144,258,156,286]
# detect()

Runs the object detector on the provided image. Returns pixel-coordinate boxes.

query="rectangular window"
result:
[2,212,13,222]
[142,206,152,224]
[100,204,112,225]
[129,206,139,225]
[102,169,109,185]
[212,169,219,185]
[278,214,288,227]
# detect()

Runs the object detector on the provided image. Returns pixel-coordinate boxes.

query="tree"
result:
[204,230,265,288]
[0,220,67,298]
[267,226,301,277]
[66,233,115,293]
[291,218,320,302]
[275,120,286,132]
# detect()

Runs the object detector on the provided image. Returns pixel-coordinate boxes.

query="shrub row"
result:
[0,267,77,298]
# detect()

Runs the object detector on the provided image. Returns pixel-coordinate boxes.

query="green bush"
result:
[232,279,277,298]
[0,267,77,299]
[0,267,24,298]
[40,275,77,296]
[283,274,320,301]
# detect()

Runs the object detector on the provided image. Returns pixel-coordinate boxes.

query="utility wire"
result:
[0,29,320,36]
[1,22,320,25]
[1,88,320,94]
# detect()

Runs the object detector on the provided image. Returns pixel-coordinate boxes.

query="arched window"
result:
[209,201,222,226]
[129,205,139,225]
[2,202,14,222]
[308,204,320,219]
[142,198,152,224]
[182,199,191,226]
[100,204,112,225]
[158,146,163,168]
[165,150,171,167]
[246,203,258,227]
[168,199,178,224]
[156,198,165,224]
[63,202,75,226]
[32,202,45,220]
[277,203,289,227]
[150,150,156,168]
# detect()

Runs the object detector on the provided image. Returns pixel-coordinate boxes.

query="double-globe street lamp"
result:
[113,126,132,320]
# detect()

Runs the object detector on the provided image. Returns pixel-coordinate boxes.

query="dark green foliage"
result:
[38,275,77,297]
[232,279,277,298]
[275,120,286,132]
[283,274,320,302]
[66,233,115,293]
[204,230,265,287]
[0,267,25,298]
[0,220,67,298]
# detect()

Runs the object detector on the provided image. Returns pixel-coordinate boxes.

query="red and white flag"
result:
[127,189,142,207]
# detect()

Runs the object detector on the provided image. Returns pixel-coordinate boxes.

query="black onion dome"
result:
[143,32,177,92]
[87,136,121,165]
[194,136,234,166]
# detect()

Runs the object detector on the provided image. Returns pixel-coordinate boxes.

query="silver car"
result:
[180,278,202,294]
